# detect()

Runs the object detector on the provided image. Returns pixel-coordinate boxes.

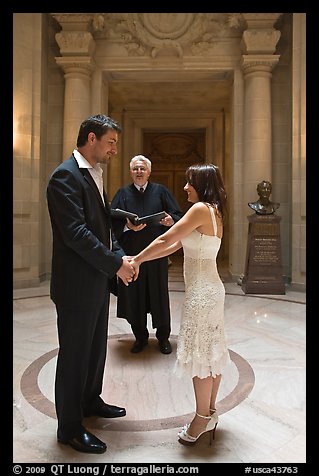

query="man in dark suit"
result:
[46,115,135,454]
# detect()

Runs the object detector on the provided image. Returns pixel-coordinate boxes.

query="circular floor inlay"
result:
[20,334,255,431]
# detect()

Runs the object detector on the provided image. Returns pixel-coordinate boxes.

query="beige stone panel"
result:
[91,68,104,113]
[20,157,39,180]
[272,105,290,125]
[46,144,63,166]
[273,183,288,204]
[48,85,65,106]
[29,244,40,266]
[29,202,40,222]
[280,221,290,277]
[244,159,271,182]
[278,203,289,221]
[13,201,23,216]
[30,223,40,248]
[231,241,247,277]
[47,123,63,145]
[292,179,300,206]
[14,222,30,243]
[20,202,32,218]
[13,157,23,179]
[299,248,306,275]
[13,244,23,268]
[46,105,64,130]
[300,224,306,248]
[292,204,301,225]
[20,246,31,269]
[13,41,34,67]
[273,162,290,185]
[274,124,291,144]
[291,225,300,249]
[31,177,40,202]
[14,178,32,201]
[291,248,301,273]
[272,86,288,105]
[272,143,290,161]
[14,134,32,158]
[272,66,291,84]
[13,90,32,118]
[300,177,306,217]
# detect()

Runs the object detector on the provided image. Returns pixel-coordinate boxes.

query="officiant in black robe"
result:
[111,155,183,354]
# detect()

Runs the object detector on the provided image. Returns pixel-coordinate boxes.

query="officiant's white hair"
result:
[130,155,152,172]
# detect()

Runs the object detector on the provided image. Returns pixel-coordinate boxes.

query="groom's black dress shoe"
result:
[57,429,106,454]
[84,403,126,418]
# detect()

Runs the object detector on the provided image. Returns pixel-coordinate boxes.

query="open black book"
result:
[111,208,166,226]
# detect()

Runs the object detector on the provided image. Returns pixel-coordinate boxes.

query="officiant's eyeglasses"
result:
[132,166,147,172]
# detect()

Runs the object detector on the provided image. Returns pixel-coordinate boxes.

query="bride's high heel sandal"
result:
[178,412,218,446]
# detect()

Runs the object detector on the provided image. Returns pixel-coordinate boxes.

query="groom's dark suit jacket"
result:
[47,154,124,310]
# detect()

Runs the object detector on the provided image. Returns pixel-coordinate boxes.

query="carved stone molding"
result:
[241,13,283,29]
[51,13,284,60]
[52,13,94,31]
[91,13,245,57]
[141,13,194,39]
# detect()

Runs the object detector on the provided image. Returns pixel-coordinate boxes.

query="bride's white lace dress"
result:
[174,204,231,379]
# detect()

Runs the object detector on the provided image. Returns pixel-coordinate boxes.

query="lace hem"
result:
[173,349,231,379]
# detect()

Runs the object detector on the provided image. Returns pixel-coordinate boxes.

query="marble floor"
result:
[13,260,306,465]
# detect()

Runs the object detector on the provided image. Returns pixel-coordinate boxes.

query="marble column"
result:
[53,15,95,159]
[241,13,282,204]
[55,58,95,159]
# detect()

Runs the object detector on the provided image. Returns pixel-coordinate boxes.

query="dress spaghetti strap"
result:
[204,203,217,236]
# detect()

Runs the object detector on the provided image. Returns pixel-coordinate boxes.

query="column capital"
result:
[241,13,283,55]
[242,29,281,55]
[55,30,95,57]
[52,13,96,57]
[241,55,280,76]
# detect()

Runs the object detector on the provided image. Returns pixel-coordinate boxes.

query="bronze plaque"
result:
[242,214,285,294]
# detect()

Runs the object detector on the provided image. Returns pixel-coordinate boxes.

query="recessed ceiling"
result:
[108,75,232,111]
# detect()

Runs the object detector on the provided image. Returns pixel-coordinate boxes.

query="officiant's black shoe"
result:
[131,339,148,353]
[158,339,172,354]
[57,429,106,454]
[84,403,126,418]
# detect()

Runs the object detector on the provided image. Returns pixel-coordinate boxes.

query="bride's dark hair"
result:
[186,163,227,220]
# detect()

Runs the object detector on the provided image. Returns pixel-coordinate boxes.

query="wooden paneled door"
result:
[143,131,205,214]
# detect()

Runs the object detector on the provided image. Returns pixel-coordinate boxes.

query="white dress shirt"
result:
[73,149,105,205]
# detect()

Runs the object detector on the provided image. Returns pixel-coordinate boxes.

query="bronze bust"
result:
[248,180,280,215]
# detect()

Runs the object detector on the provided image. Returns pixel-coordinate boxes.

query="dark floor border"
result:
[20,337,255,431]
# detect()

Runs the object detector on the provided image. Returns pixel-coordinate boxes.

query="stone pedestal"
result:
[242,214,285,294]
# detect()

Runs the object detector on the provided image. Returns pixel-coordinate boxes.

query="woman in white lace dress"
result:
[131,163,231,446]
